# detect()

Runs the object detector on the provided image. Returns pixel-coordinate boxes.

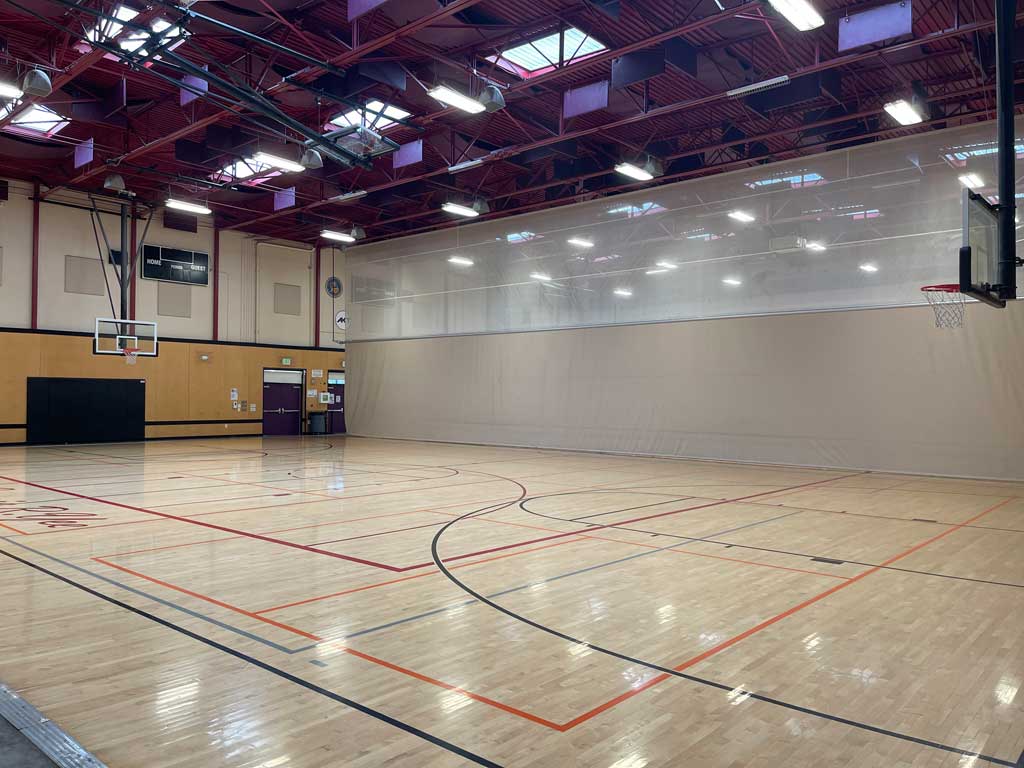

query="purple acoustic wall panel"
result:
[274,187,296,211]
[838,1,913,51]
[563,80,609,119]
[181,70,209,106]
[74,138,94,168]
[393,139,423,169]
[348,0,388,21]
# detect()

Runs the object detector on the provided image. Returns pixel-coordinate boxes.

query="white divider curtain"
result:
[348,302,1024,479]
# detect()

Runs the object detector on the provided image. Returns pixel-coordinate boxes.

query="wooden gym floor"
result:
[0,436,1022,768]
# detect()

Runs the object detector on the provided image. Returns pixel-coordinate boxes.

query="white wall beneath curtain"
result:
[344,117,1023,341]
[347,300,1024,480]
[318,245,347,349]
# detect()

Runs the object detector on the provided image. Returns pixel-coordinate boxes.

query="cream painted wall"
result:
[255,242,313,346]
[0,177,327,348]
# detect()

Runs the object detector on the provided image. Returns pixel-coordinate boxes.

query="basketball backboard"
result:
[959,189,1006,308]
[94,318,158,356]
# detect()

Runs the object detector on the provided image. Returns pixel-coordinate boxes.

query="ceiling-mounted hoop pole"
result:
[995,0,1017,300]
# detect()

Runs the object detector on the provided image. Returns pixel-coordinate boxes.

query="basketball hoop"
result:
[921,285,966,328]
[122,347,140,365]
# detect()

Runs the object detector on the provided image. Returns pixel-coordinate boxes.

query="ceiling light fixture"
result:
[722,277,743,286]
[958,173,983,189]
[321,229,356,243]
[166,198,211,215]
[529,272,552,281]
[253,151,306,173]
[645,268,669,275]
[427,84,486,114]
[300,148,324,170]
[0,81,23,99]
[805,241,826,252]
[330,189,368,203]
[615,156,664,182]
[21,69,52,98]
[567,237,594,248]
[859,263,879,273]
[478,84,506,113]
[728,210,755,222]
[726,75,791,98]
[448,256,474,266]
[448,157,486,173]
[765,0,824,30]
[441,200,487,218]
[655,261,678,269]
[613,288,633,297]
[883,98,924,126]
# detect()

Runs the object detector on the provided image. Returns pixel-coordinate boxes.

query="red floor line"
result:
[555,495,1015,730]
[255,538,585,614]
[0,475,403,572]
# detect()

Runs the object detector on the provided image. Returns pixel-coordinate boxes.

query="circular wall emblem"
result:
[324,276,343,298]
[335,310,347,330]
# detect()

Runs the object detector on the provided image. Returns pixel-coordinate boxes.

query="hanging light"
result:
[21,69,52,98]
[253,151,306,173]
[300,148,324,170]
[103,174,126,193]
[614,156,664,182]
[321,229,356,243]
[427,84,486,114]
[167,198,211,215]
[478,84,506,113]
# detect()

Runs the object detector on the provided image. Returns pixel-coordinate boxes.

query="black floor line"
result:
[0,547,502,768]
[434,486,1018,766]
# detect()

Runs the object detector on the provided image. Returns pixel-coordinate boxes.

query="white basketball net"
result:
[921,286,966,329]
[123,348,140,365]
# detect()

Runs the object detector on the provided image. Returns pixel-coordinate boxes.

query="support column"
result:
[119,202,129,323]
[314,244,321,348]
[212,228,220,340]
[129,204,138,320]
[30,181,40,329]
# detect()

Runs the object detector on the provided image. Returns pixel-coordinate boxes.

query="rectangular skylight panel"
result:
[501,28,605,72]
[9,104,70,135]
[330,100,410,132]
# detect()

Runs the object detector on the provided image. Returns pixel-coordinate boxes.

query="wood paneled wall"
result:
[0,330,345,443]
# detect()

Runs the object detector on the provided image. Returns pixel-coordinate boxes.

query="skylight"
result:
[489,28,606,78]
[209,158,279,185]
[505,231,543,243]
[329,100,410,132]
[746,171,825,189]
[0,103,70,137]
[608,202,666,218]
[84,5,187,62]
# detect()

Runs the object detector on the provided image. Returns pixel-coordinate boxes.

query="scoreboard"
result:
[141,244,209,286]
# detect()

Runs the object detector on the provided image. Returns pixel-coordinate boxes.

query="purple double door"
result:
[263,381,303,435]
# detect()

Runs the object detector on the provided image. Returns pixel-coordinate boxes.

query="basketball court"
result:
[1,0,1023,764]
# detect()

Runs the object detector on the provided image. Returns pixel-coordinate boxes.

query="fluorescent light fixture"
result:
[427,84,485,114]
[441,201,480,218]
[448,256,474,266]
[765,0,824,30]
[722,277,743,286]
[615,162,654,181]
[567,237,594,248]
[0,82,23,99]
[883,99,923,126]
[529,272,552,281]
[958,173,983,189]
[655,261,678,269]
[330,189,368,203]
[728,210,755,223]
[166,198,211,215]
[726,75,791,98]
[805,241,827,252]
[859,263,879,273]
[321,229,356,243]
[252,151,306,173]
[613,288,633,297]
[448,158,486,173]
[645,268,669,275]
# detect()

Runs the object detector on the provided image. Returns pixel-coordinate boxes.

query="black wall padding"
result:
[27,377,145,444]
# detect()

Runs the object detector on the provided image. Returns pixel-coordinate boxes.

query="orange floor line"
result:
[555,495,1014,730]
[339,646,563,730]
[92,557,321,641]
[0,522,29,535]
[256,537,585,614]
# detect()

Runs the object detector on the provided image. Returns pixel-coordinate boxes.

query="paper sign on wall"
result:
[230,388,238,401]
[249,403,257,412]
[312,369,323,378]
[319,392,331,403]
[307,388,317,398]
